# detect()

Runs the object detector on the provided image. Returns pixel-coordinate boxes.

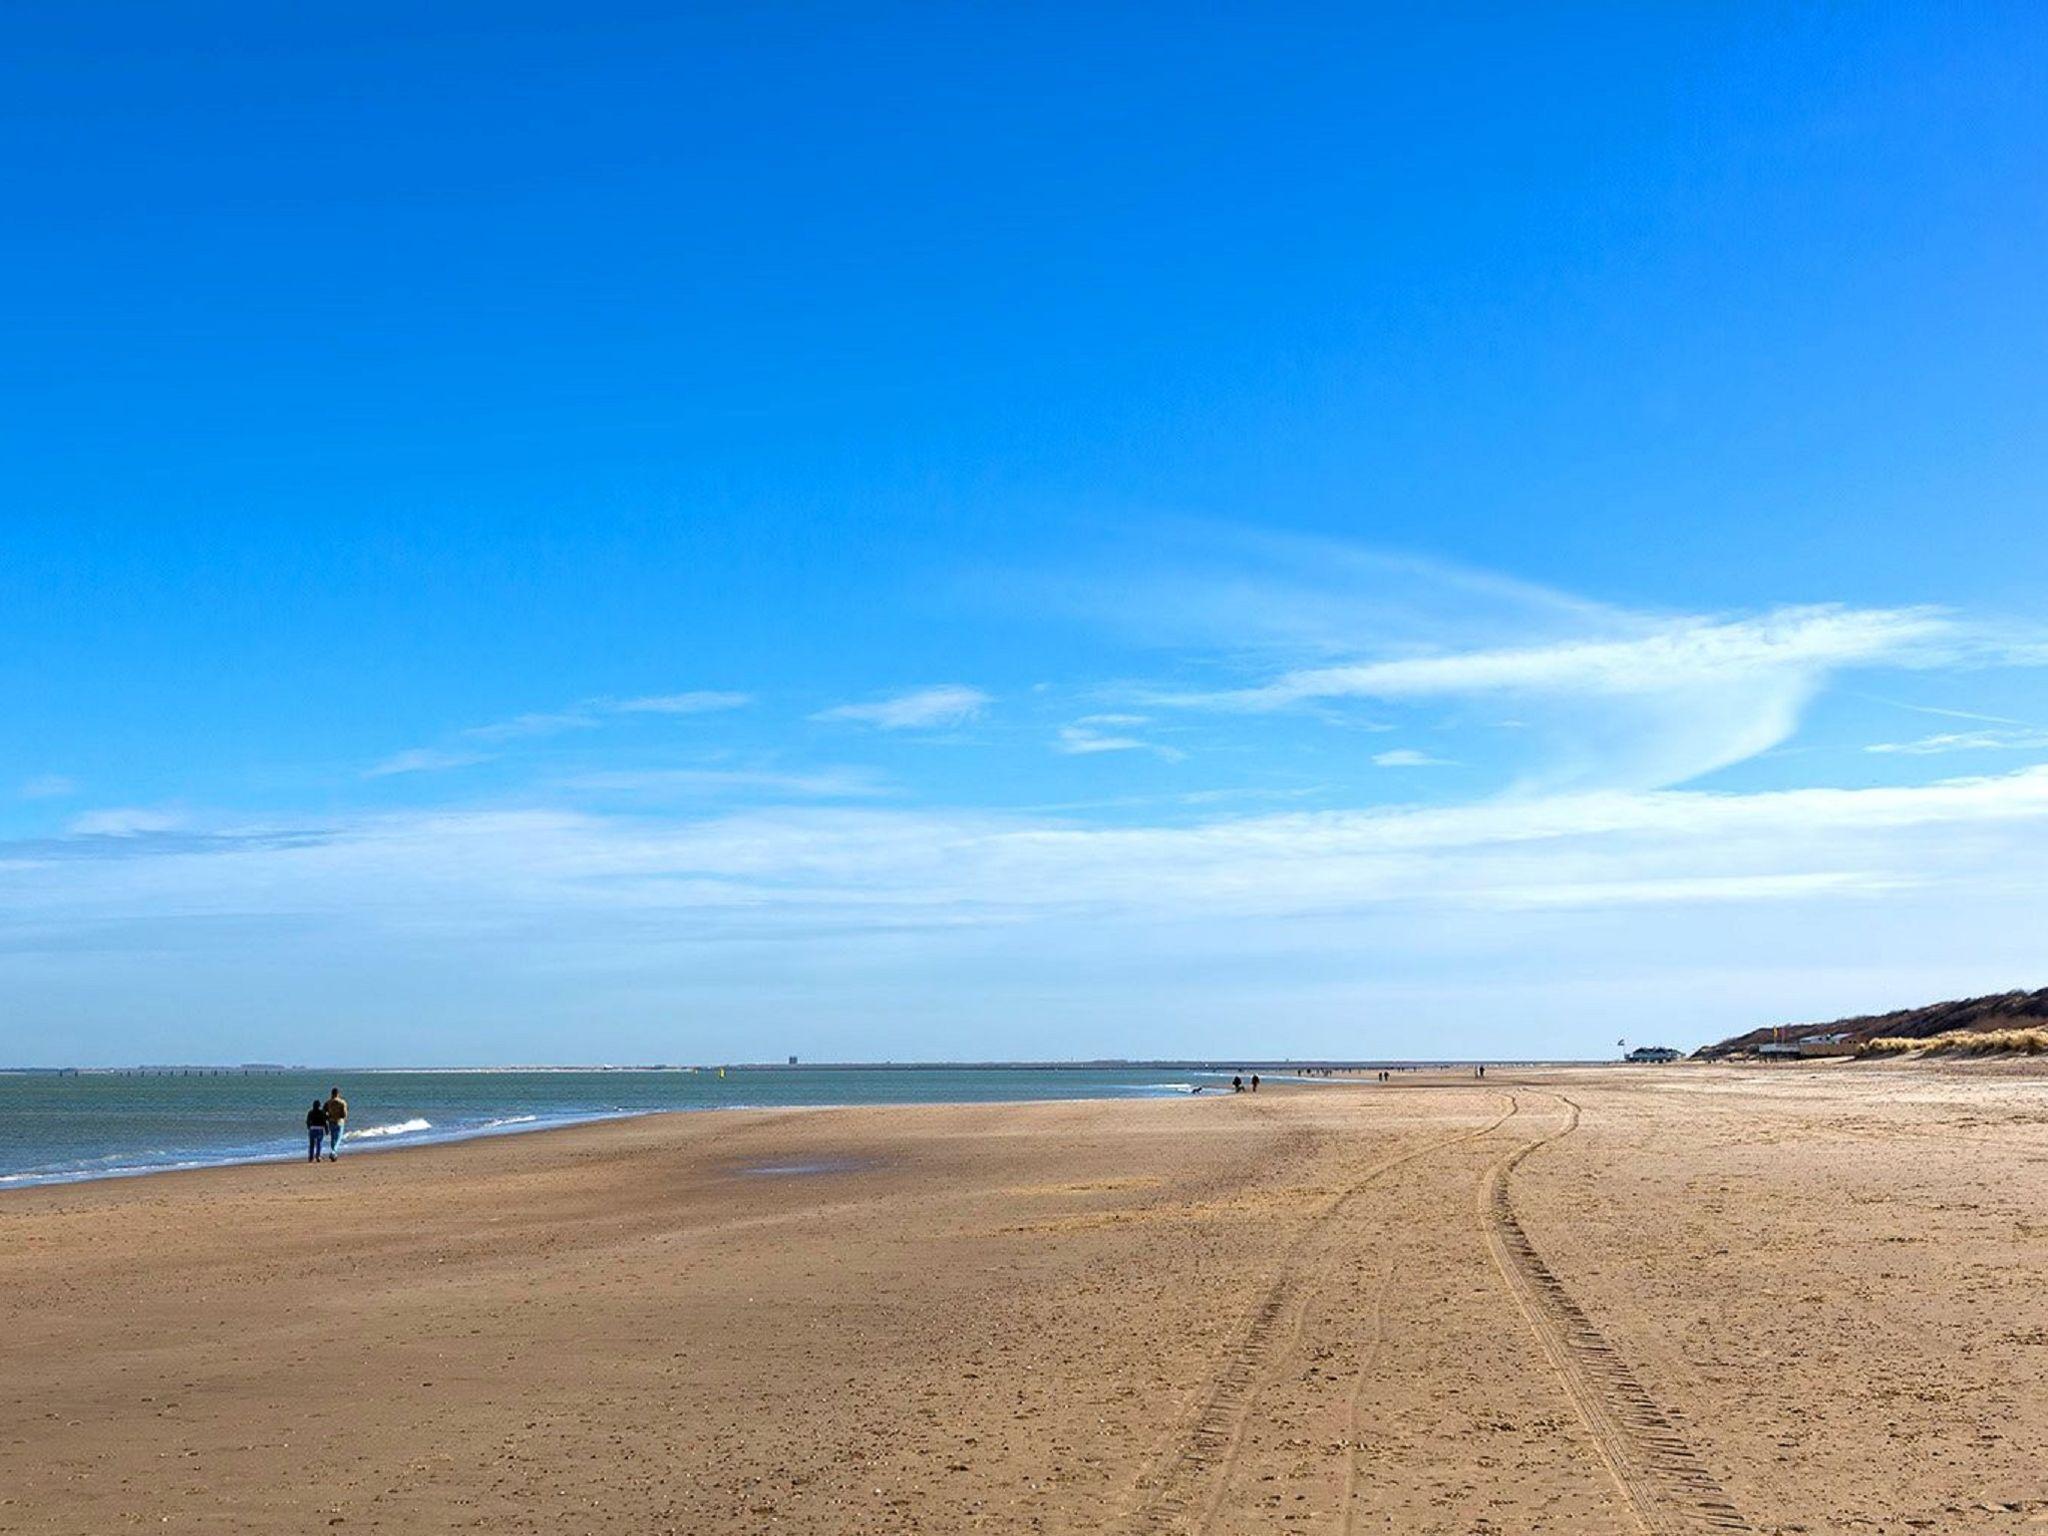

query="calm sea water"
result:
[0,1066,1213,1188]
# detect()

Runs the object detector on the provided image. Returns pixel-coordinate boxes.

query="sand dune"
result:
[5,1066,2047,1533]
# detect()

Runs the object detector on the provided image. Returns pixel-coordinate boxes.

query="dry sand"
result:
[5,1065,2048,1534]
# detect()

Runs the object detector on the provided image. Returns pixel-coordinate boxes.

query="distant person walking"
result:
[1250,1073,1260,1092]
[1231,1075,1243,1093]
[323,1087,348,1161]
[304,1099,327,1163]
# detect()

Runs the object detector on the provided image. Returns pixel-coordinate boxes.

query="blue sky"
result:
[5,4,2047,1064]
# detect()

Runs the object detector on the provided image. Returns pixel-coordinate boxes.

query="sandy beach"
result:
[6,1066,2048,1535]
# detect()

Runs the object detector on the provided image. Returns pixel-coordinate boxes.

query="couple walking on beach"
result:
[304,1088,347,1163]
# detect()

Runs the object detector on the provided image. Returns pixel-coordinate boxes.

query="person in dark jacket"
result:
[305,1100,327,1163]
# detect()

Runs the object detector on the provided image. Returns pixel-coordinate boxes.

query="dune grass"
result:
[1859,1028,2048,1057]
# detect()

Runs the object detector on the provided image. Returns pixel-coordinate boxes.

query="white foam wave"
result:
[348,1117,432,1140]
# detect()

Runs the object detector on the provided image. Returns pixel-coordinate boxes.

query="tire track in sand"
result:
[1333,1239,1395,1536]
[1115,1094,1516,1536]
[1482,1094,1754,1536]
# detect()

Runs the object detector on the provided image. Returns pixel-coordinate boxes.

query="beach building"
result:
[1624,1046,1683,1063]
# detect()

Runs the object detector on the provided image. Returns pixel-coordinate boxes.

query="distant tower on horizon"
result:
[788,1054,798,1066]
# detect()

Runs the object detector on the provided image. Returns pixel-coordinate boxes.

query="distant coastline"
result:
[2,1056,1601,1075]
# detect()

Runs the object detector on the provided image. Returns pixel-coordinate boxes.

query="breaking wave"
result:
[348,1117,433,1140]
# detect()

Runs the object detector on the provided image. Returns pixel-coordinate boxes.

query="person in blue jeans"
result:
[305,1100,328,1163]
[323,1087,348,1161]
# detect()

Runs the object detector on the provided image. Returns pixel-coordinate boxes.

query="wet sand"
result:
[5,1065,2047,1534]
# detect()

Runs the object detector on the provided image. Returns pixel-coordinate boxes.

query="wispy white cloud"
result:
[372,689,755,775]
[607,691,753,715]
[1150,603,1987,791]
[1024,532,1616,660]
[1056,727,1154,758]
[1858,696,2029,727]
[1048,533,2043,796]
[65,807,187,837]
[1055,725,1141,754]
[468,691,752,737]
[562,767,888,797]
[462,710,599,743]
[19,775,78,800]
[1168,606,1948,710]
[1372,748,1452,767]
[1056,716,1185,760]
[1865,729,2048,756]
[815,685,991,730]
[364,747,494,778]
[26,764,2048,924]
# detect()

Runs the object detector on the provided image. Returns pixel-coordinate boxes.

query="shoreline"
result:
[0,1080,1220,1194]
[0,1105,663,1193]
[12,1054,2045,1194]
[0,1057,1604,1073]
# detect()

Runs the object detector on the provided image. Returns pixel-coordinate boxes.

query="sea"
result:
[0,1065,1219,1188]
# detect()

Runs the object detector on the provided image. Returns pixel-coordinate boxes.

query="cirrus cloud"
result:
[814,685,991,730]
[1151,604,1983,791]
[363,747,494,779]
